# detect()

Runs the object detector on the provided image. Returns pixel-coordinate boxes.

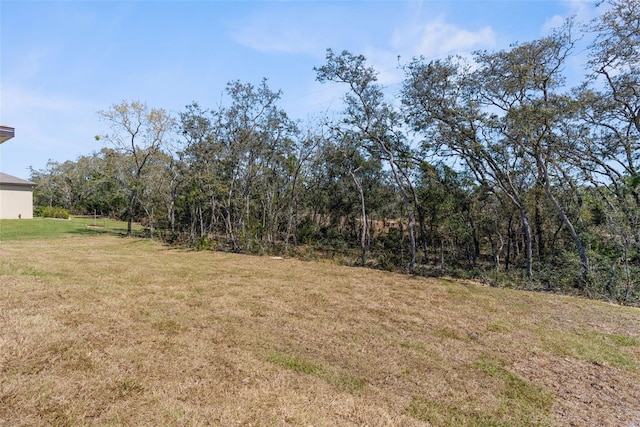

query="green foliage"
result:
[34,206,70,219]
[295,217,320,244]
[373,227,407,270]
[194,236,212,251]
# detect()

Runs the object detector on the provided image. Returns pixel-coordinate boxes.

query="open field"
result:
[1,220,639,426]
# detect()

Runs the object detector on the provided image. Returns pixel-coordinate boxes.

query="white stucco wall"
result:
[0,185,34,219]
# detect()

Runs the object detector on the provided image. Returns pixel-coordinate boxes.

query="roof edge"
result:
[0,172,36,186]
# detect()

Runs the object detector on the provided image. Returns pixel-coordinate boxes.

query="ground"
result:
[1,229,639,426]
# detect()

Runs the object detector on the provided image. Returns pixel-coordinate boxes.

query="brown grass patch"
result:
[1,236,639,425]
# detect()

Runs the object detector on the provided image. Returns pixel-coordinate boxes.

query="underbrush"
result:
[34,205,70,219]
[157,229,639,306]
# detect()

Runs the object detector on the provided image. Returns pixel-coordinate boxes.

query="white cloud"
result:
[232,24,324,56]
[393,19,496,60]
[543,0,599,33]
[539,1,601,88]
[283,80,346,122]
[358,48,401,87]
[229,7,339,58]
[354,18,496,87]
[542,14,568,34]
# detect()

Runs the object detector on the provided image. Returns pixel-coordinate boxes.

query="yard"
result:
[1,218,639,425]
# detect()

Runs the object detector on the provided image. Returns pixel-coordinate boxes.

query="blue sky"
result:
[1,0,598,179]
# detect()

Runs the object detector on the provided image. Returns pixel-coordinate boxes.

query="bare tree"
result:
[97,100,175,235]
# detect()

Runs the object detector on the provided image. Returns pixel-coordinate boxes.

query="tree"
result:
[476,25,592,286]
[178,102,225,243]
[329,129,371,265]
[402,56,537,277]
[316,49,419,273]
[579,0,640,250]
[589,0,640,139]
[177,80,300,251]
[402,21,595,286]
[31,160,74,210]
[283,127,322,249]
[565,0,640,299]
[415,162,481,272]
[96,100,175,235]
[220,79,299,251]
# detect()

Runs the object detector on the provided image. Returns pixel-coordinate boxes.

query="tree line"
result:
[30,0,639,303]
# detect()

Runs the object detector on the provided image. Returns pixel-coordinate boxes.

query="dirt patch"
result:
[515,354,640,426]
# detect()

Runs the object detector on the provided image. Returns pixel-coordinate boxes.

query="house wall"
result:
[0,185,34,219]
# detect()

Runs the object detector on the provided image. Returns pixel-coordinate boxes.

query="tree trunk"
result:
[127,192,135,236]
[387,157,416,273]
[349,169,367,266]
[519,205,533,279]
[398,166,429,264]
[535,186,545,262]
[505,216,513,271]
[540,167,590,287]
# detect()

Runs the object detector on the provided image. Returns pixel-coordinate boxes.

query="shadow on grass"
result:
[67,226,128,238]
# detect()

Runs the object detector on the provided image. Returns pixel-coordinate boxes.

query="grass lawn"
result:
[1,220,639,425]
[0,216,141,241]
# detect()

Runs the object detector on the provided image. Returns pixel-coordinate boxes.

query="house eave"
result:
[0,125,15,144]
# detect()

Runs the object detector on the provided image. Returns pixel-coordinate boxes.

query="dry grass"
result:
[1,235,639,426]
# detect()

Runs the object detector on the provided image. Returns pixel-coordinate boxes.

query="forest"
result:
[29,0,639,304]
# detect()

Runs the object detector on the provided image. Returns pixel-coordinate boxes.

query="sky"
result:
[0,0,601,179]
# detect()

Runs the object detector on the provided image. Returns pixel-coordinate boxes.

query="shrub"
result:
[35,206,70,219]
